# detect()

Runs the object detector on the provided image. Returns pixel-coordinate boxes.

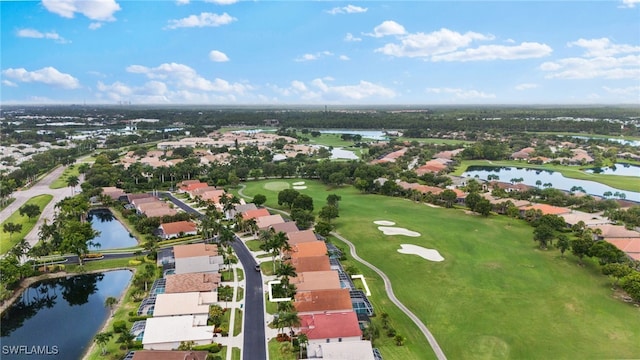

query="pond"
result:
[568,135,640,147]
[0,270,132,360]
[462,166,640,202]
[319,129,388,140]
[88,209,137,250]
[584,163,640,177]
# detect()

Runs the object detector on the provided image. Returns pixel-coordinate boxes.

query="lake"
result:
[88,209,137,250]
[319,129,388,140]
[0,270,132,360]
[584,163,640,177]
[462,166,640,202]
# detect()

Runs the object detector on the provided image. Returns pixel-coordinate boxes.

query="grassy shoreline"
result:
[452,159,640,193]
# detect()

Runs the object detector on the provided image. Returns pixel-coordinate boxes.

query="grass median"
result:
[1,194,53,255]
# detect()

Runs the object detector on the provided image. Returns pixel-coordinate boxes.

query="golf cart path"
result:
[237,184,447,360]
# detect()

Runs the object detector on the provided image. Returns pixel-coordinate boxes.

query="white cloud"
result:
[366,20,406,38]
[42,0,121,21]
[541,38,640,80]
[126,62,249,94]
[620,0,640,7]
[326,4,368,15]
[2,67,80,89]
[515,83,539,91]
[344,33,362,42]
[176,0,190,4]
[89,22,103,30]
[2,80,17,87]
[431,42,552,62]
[294,51,334,62]
[209,50,230,62]
[568,38,640,57]
[339,55,350,61]
[278,78,395,101]
[603,85,640,96]
[16,28,69,43]
[375,28,493,58]
[166,12,236,29]
[427,87,496,99]
[205,0,239,4]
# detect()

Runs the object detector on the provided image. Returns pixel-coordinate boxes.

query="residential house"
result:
[286,230,319,245]
[297,311,362,346]
[588,224,640,239]
[605,238,640,261]
[242,208,271,220]
[289,241,328,260]
[287,256,331,272]
[294,289,354,314]
[519,204,571,216]
[164,273,221,294]
[173,243,223,274]
[269,221,299,234]
[305,341,376,360]
[130,350,209,360]
[142,316,214,350]
[158,221,198,240]
[291,271,341,291]
[153,292,213,320]
[255,214,285,229]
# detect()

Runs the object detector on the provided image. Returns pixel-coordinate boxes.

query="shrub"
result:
[113,320,127,333]
[276,333,291,342]
[386,327,397,337]
[128,315,151,322]
[128,260,142,266]
[192,343,222,353]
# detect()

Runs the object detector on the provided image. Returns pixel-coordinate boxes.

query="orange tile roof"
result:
[173,243,219,258]
[286,230,318,245]
[294,289,353,313]
[298,311,362,340]
[242,208,271,220]
[160,221,197,236]
[287,256,331,272]
[519,204,571,215]
[290,241,328,259]
[291,271,341,291]
[184,183,210,192]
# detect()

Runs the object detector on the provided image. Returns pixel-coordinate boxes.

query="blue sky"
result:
[1,0,639,105]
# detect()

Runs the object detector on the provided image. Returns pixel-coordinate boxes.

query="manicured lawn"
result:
[245,239,263,251]
[399,137,473,145]
[49,164,81,189]
[303,133,357,148]
[240,179,640,360]
[1,194,53,255]
[268,338,296,360]
[453,159,640,193]
[231,347,241,360]
[236,286,244,302]
[233,309,243,336]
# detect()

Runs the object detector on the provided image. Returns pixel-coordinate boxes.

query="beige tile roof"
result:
[164,272,221,293]
[286,230,318,245]
[291,271,341,291]
[174,243,219,258]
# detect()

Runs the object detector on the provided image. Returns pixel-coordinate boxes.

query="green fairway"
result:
[399,137,473,145]
[303,133,362,148]
[453,159,640,193]
[239,179,640,360]
[1,194,53,255]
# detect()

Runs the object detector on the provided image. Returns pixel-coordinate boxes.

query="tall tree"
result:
[19,203,41,220]
[94,332,113,356]
[66,175,80,195]
[3,222,22,241]
[104,296,117,316]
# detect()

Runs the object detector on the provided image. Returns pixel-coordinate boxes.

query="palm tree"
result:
[66,175,80,195]
[105,296,117,316]
[94,332,113,356]
[275,262,297,286]
[298,333,309,358]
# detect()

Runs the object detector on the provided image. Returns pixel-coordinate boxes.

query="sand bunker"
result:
[377,226,421,237]
[373,220,396,226]
[293,186,308,190]
[292,181,305,186]
[397,244,444,262]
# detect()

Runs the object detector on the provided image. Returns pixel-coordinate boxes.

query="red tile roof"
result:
[287,256,331,272]
[519,204,571,215]
[290,241,328,259]
[298,311,362,340]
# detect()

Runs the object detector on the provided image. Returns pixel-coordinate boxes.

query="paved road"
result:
[0,165,80,248]
[331,231,448,360]
[160,192,267,360]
